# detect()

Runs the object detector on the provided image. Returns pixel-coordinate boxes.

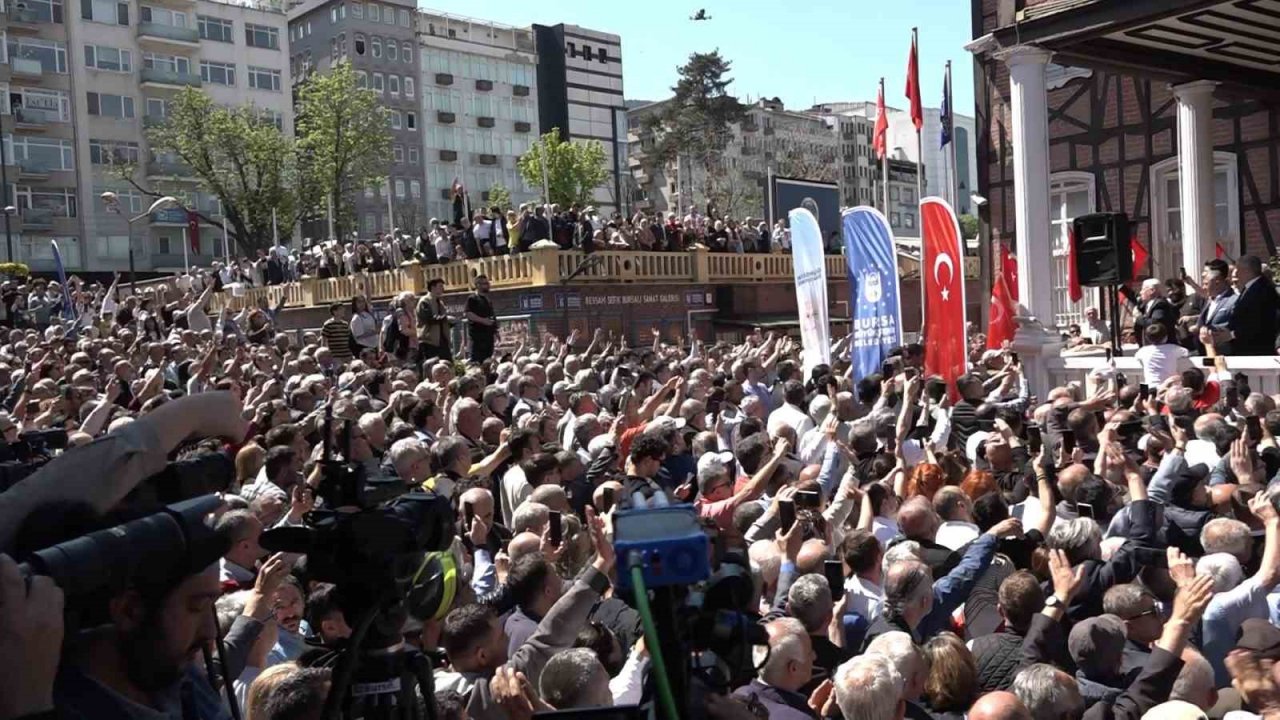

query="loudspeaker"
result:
[1072,212,1131,287]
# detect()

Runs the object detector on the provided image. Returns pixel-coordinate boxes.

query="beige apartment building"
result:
[0,0,292,274]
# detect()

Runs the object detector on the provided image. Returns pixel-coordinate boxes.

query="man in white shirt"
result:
[841,529,885,623]
[1133,322,1191,385]
[472,212,492,253]
[432,224,454,262]
[766,380,814,439]
[933,487,980,551]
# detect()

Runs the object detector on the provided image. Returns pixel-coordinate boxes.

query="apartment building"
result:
[417,11,539,224]
[532,23,625,215]
[627,98,839,219]
[0,0,291,273]
[287,0,419,237]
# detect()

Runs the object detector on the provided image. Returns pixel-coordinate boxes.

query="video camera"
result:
[0,428,69,492]
[260,404,456,720]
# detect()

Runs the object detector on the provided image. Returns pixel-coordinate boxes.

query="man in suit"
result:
[1132,278,1178,347]
[1207,254,1280,355]
[1193,259,1235,354]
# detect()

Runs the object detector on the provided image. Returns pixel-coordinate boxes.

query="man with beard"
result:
[54,560,229,720]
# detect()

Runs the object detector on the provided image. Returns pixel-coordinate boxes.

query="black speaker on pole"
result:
[1072,212,1131,287]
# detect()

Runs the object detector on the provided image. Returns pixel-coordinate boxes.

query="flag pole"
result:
[325,193,335,243]
[385,178,394,237]
[947,60,961,217]
[911,27,926,338]
[880,78,890,216]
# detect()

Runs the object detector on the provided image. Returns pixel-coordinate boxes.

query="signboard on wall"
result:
[772,177,841,245]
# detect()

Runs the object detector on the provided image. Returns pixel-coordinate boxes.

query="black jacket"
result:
[1229,277,1280,355]
[971,628,1025,692]
[1134,297,1178,346]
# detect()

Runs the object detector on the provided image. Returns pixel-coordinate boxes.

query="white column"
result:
[1173,80,1217,274]
[1001,45,1054,325]
[999,45,1061,392]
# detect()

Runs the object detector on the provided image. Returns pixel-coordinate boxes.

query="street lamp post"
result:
[1,206,15,262]
[101,192,180,293]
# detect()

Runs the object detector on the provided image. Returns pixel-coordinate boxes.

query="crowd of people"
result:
[4,248,1280,720]
[171,203,806,295]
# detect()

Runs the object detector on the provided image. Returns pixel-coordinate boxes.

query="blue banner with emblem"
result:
[843,207,902,381]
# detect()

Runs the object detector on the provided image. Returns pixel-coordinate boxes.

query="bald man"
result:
[460,487,512,554]
[508,531,542,562]
[969,691,1032,720]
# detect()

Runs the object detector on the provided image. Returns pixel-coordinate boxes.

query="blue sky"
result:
[421,0,976,115]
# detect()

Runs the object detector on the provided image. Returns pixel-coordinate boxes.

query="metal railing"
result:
[140,66,203,87]
[137,22,200,43]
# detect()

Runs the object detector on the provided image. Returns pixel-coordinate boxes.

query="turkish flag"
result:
[873,80,888,160]
[1066,227,1083,302]
[1003,241,1020,302]
[1131,236,1149,282]
[988,242,1018,350]
[905,34,923,132]
[187,209,201,254]
[921,197,967,398]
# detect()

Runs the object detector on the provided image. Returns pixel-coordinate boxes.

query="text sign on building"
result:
[519,293,544,312]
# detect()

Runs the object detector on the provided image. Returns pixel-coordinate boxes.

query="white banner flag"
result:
[789,208,831,375]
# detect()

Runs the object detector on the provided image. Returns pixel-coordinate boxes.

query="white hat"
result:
[697,451,736,477]
[1141,278,1161,291]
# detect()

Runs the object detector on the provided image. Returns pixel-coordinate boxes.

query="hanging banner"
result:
[921,197,967,397]
[842,207,902,381]
[789,208,831,375]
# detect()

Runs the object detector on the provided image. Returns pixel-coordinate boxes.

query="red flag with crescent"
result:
[921,197,967,398]
[988,241,1018,350]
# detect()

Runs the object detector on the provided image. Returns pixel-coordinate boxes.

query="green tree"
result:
[125,87,306,254]
[958,213,980,239]
[487,183,513,212]
[644,51,745,202]
[517,130,610,207]
[295,62,392,240]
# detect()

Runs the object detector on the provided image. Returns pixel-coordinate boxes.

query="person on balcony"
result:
[1128,279,1178,347]
[1191,259,1235,355]
[1206,255,1279,356]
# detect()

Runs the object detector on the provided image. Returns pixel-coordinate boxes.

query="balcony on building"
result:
[19,207,53,230]
[514,120,531,133]
[16,157,54,179]
[474,79,492,92]
[6,6,50,33]
[438,149,457,162]
[437,111,456,124]
[146,159,193,178]
[140,66,203,89]
[513,84,530,97]
[435,73,453,86]
[12,106,64,131]
[137,23,200,48]
[149,206,189,225]
[741,119,759,133]
[477,116,494,128]
[9,57,43,80]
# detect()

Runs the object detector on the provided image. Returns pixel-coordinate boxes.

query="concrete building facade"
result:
[532,23,625,215]
[287,0,419,238]
[0,0,291,273]
[417,11,539,225]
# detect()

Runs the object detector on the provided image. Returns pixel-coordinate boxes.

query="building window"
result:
[371,36,381,58]
[408,147,419,165]
[903,213,915,229]
[1150,153,1239,279]
[371,72,383,92]
[383,7,395,26]
[398,8,409,26]
[889,187,899,201]
[247,66,281,91]
[405,111,415,130]
[354,33,365,55]
[86,91,134,118]
[338,2,345,19]
[354,69,367,88]
[139,5,183,27]
[145,97,168,121]
[392,144,403,162]
[404,77,414,98]
[402,42,411,63]
[143,52,190,75]
[902,188,914,203]
[88,139,139,165]
[18,0,64,24]
[244,23,279,50]
[583,45,593,61]
[599,48,608,63]
[330,38,337,61]
[388,74,399,96]
[329,5,336,23]
[394,179,405,198]
[12,137,74,171]
[197,15,232,42]
[1048,172,1098,329]
[410,180,420,199]
[200,61,235,86]
[350,2,361,17]
[97,235,131,258]
[84,0,128,25]
[387,40,397,61]
[338,32,346,58]
[366,3,377,22]
[83,44,130,72]
[12,38,68,73]
[389,110,401,129]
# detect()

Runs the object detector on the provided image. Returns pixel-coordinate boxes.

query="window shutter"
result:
[87,92,99,115]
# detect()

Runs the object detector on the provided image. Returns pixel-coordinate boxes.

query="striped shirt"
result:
[321,318,353,361]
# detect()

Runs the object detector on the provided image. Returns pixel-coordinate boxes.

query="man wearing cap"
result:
[695,436,788,533]
[1132,278,1178,347]
[1069,614,1130,706]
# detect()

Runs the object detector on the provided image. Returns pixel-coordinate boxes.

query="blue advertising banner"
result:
[843,207,902,381]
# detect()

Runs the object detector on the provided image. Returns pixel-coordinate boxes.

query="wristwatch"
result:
[1044,595,1064,609]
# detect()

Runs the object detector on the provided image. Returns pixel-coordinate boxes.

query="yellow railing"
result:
[207,247,984,312]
